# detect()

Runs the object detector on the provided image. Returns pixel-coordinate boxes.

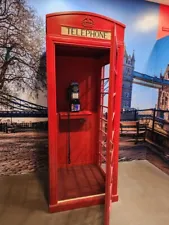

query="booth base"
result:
[49,165,118,213]
[58,164,105,201]
[49,194,119,213]
[49,194,105,213]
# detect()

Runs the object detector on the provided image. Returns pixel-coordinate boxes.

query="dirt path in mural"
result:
[119,137,169,176]
[0,133,169,176]
[119,138,147,161]
[0,131,48,175]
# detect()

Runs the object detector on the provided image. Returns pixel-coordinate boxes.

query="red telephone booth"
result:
[46,11,125,225]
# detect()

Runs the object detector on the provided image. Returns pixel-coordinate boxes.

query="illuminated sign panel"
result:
[61,26,111,40]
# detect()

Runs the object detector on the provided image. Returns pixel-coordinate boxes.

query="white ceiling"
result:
[146,0,169,6]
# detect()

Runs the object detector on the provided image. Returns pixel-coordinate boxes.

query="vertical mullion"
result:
[98,66,105,166]
[104,24,116,225]
[101,66,105,162]
[105,23,115,204]
[47,37,58,206]
[112,44,124,197]
[110,31,118,179]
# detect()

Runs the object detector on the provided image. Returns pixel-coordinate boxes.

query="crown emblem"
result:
[82,17,94,28]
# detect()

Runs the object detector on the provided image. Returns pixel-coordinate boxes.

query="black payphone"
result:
[67,82,80,112]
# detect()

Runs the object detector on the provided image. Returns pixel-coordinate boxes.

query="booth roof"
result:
[46,11,126,28]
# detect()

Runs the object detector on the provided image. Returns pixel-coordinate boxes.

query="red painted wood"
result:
[98,164,106,177]
[57,165,105,201]
[49,195,105,213]
[112,44,124,197]
[46,11,125,46]
[46,37,58,205]
[46,11,125,224]
[112,194,118,202]
[46,11,125,27]
[50,36,112,49]
[98,66,105,166]
[59,111,92,119]
[49,194,118,213]
[56,55,101,166]
[104,25,116,225]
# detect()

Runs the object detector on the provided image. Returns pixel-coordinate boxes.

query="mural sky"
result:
[28,0,167,109]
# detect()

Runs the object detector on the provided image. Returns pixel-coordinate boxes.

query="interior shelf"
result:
[59,111,92,119]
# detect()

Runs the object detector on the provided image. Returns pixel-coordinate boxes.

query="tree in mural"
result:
[0,0,46,97]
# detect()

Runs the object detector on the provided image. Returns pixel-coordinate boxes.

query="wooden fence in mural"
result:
[121,108,169,139]
[0,121,48,133]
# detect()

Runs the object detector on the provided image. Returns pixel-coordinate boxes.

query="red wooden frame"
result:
[46,11,125,225]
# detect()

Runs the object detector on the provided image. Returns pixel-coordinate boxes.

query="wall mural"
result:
[0,0,168,176]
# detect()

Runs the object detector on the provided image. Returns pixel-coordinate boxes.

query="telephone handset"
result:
[67,82,80,112]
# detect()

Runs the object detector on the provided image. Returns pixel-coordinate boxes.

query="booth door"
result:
[104,25,120,225]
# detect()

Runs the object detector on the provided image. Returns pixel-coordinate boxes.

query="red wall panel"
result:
[157,4,169,40]
[56,55,101,166]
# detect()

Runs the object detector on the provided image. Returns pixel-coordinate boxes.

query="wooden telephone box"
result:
[46,11,125,225]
